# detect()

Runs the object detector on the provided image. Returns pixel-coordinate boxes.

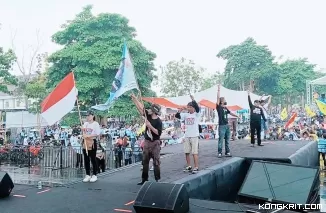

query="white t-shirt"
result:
[180,112,201,137]
[83,121,101,136]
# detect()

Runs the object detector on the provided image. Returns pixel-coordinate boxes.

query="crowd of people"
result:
[3,84,326,184]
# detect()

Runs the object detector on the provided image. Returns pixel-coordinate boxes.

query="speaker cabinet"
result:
[0,172,14,198]
[134,182,189,213]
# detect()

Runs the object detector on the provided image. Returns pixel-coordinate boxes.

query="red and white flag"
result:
[41,72,78,125]
[284,112,297,129]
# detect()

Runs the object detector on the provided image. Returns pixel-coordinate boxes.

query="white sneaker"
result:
[83,175,91,182]
[150,166,154,171]
[90,175,97,183]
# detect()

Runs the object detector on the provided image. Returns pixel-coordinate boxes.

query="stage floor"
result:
[1,139,312,213]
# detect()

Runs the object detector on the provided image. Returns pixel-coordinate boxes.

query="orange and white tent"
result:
[143,85,265,109]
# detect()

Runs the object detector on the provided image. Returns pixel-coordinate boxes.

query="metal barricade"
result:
[0,143,143,170]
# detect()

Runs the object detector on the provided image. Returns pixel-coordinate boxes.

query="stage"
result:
[0,139,318,213]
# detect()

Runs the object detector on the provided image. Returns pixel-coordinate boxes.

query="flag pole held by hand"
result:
[72,71,88,156]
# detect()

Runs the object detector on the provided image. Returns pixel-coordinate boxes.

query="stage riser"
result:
[173,141,319,203]
[174,157,248,202]
[289,141,319,167]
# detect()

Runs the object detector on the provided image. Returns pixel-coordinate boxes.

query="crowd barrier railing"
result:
[0,145,143,170]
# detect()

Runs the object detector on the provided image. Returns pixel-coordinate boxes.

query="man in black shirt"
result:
[248,90,266,147]
[216,84,239,157]
[131,94,163,185]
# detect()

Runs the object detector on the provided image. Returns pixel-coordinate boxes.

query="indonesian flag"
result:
[41,72,78,125]
[284,112,297,129]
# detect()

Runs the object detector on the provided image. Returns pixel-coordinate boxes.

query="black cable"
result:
[262,162,276,199]
[245,176,315,195]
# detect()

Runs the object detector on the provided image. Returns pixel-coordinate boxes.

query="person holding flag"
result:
[82,110,101,183]
[131,93,163,185]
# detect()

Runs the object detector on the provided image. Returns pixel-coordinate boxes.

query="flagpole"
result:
[72,71,88,156]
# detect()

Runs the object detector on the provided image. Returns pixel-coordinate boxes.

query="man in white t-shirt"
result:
[175,95,201,174]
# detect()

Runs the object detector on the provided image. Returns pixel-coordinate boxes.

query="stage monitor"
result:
[238,161,319,205]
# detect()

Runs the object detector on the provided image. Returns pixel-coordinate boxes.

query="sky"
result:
[0,0,326,91]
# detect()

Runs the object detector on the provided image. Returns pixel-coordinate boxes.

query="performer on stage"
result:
[82,110,101,183]
[216,84,239,157]
[175,95,200,173]
[247,91,266,147]
[131,94,163,185]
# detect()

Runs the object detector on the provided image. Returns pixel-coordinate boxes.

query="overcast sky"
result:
[0,0,325,78]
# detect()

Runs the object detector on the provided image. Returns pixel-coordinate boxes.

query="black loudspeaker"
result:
[0,172,14,198]
[133,182,189,213]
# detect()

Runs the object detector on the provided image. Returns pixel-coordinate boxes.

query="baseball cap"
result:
[151,104,161,115]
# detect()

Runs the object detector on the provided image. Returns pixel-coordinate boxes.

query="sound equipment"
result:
[238,161,319,205]
[0,171,14,198]
[133,182,189,213]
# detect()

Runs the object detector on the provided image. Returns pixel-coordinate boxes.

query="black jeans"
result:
[96,157,105,173]
[76,153,83,168]
[250,122,261,145]
[83,148,97,176]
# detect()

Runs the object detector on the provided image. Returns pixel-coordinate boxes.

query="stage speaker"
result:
[133,182,189,213]
[0,171,14,198]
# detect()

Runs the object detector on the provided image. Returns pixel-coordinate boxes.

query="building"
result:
[0,91,29,111]
[0,74,38,111]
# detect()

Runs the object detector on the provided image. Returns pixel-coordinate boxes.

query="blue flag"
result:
[92,42,138,111]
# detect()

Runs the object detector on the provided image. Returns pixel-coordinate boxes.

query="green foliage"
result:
[47,5,156,117]
[0,48,17,93]
[60,112,81,126]
[24,74,48,113]
[201,71,224,91]
[217,37,320,104]
[217,37,277,93]
[157,58,206,96]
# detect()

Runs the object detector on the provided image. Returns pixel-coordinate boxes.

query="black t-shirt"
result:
[144,110,163,141]
[216,104,230,125]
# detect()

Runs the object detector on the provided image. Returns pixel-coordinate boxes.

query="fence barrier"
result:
[0,145,143,170]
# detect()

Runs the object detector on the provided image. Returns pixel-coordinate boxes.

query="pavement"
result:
[0,139,312,213]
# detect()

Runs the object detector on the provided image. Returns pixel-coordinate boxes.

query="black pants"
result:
[76,153,83,168]
[115,154,122,168]
[96,158,105,173]
[250,122,261,145]
[83,149,97,176]
[125,158,132,166]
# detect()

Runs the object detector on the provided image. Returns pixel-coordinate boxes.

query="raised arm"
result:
[216,84,221,106]
[190,95,200,113]
[131,94,145,116]
[247,90,253,109]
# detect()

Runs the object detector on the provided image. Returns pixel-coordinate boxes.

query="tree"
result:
[24,73,47,113]
[47,5,156,119]
[0,47,17,93]
[276,58,317,104]
[157,58,205,96]
[200,71,224,91]
[217,37,277,93]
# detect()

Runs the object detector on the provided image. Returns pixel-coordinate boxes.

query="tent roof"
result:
[143,85,265,109]
[165,85,264,109]
[142,97,181,109]
[309,75,326,85]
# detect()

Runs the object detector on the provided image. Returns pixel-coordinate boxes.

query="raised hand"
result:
[190,94,194,100]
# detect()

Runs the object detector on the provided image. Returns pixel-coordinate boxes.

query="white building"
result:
[0,91,30,110]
